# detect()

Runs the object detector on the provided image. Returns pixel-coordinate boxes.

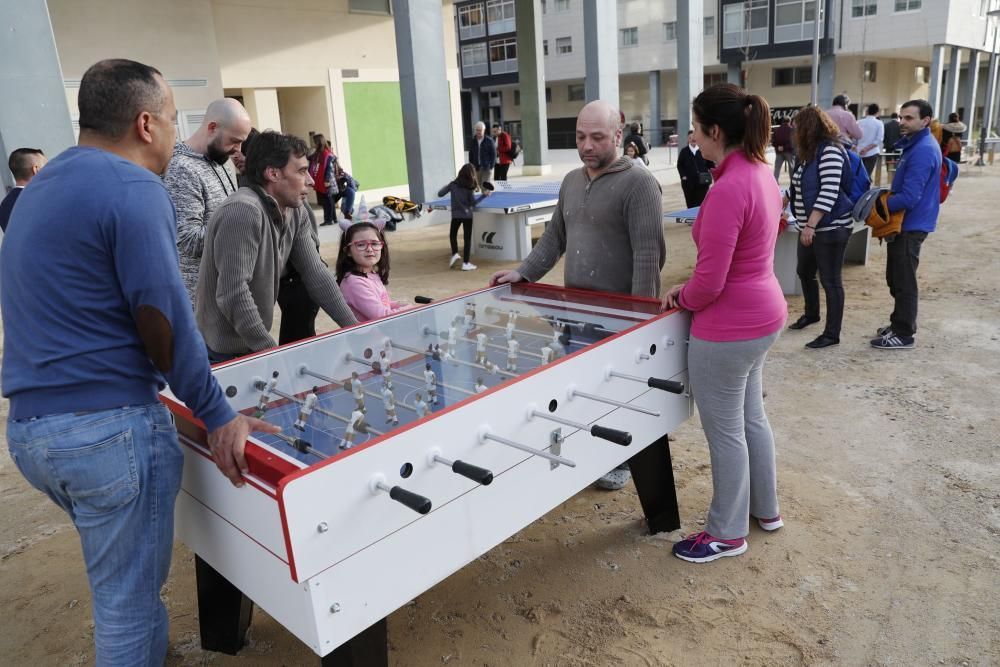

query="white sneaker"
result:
[461,262,477,271]
[449,253,461,268]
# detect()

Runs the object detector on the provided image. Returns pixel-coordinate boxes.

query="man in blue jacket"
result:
[872,98,941,350]
[0,59,277,664]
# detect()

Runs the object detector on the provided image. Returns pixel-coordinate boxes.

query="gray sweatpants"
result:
[688,332,780,539]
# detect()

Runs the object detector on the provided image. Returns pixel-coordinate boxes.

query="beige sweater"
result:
[196,186,357,354]
[517,157,665,297]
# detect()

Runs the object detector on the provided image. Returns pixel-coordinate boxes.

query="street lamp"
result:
[976,8,1000,166]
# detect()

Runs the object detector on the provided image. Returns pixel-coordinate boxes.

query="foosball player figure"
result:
[464,302,475,330]
[293,387,319,431]
[446,325,458,353]
[255,371,280,418]
[350,371,366,412]
[551,323,567,355]
[505,310,518,340]
[474,377,488,394]
[341,409,366,449]
[540,345,554,365]
[381,382,399,425]
[431,344,442,361]
[414,392,429,419]
[506,338,519,371]
[475,332,488,364]
[443,349,456,365]
[485,360,499,375]
[423,363,439,405]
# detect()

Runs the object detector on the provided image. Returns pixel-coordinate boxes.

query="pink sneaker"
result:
[672,531,747,563]
[754,515,784,531]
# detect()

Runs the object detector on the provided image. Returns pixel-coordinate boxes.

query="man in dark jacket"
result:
[1,148,46,232]
[872,100,941,350]
[468,122,496,189]
[771,117,795,180]
[883,112,902,151]
[676,131,712,207]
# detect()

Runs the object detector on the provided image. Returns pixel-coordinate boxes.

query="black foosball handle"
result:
[452,460,494,485]
[590,425,632,447]
[648,378,685,394]
[389,486,432,514]
[292,438,312,453]
[414,295,434,304]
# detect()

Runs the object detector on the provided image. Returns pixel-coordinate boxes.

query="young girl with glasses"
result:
[335,220,411,322]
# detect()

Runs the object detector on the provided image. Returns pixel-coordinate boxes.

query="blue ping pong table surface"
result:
[426,182,560,215]
[664,206,700,222]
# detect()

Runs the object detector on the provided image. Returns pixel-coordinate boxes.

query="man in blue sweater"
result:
[871,99,941,350]
[0,59,277,665]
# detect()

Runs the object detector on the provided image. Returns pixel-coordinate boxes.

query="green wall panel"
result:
[343,82,408,190]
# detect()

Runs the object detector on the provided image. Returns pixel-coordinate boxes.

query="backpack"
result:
[842,147,871,206]
[508,141,522,161]
[382,195,422,217]
[940,156,959,203]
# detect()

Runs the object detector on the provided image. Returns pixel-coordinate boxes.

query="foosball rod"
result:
[417,326,544,360]
[606,368,686,395]
[526,405,632,446]
[484,305,619,335]
[299,365,418,414]
[267,385,386,437]
[472,320,553,342]
[479,428,576,467]
[346,352,474,397]
[273,432,328,460]
[390,341,516,379]
[567,384,661,416]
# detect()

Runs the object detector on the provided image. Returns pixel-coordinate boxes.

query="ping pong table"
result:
[426,181,560,262]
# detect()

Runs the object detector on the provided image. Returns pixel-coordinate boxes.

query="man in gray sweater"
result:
[196,131,357,361]
[491,99,665,490]
[164,98,252,303]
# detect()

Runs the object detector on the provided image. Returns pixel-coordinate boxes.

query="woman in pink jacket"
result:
[336,221,411,322]
[662,83,787,563]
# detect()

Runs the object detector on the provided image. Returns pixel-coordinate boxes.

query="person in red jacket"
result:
[308,134,337,225]
[492,123,513,181]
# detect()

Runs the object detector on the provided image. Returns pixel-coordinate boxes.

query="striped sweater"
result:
[516,157,665,297]
[195,187,357,355]
[788,144,853,232]
[163,142,238,303]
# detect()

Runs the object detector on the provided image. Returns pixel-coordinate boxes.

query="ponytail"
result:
[691,83,772,164]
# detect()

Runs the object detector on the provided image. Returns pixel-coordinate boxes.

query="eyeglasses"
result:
[350,240,383,251]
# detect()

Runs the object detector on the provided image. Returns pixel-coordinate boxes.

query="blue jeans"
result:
[335,186,356,217]
[7,403,183,666]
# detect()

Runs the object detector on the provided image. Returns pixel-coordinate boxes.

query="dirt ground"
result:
[1,164,998,667]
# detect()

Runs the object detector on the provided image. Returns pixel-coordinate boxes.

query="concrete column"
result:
[242,88,282,132]
[676,0,704,137]
[818,54,836,108]
[391,0,455,202]
[986,50,1000,136]
[943,46,962,116]
[928,44,946,117]
[0,0,75,192]
[582,0,619,106]
[727,62,741,85]
[962,50,981,139]
[469,87,482,129]
[514,0,549,175]
[648,71,661,146]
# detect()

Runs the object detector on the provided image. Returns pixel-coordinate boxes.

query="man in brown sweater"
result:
[491,99,666,489]
[196,131,357,361]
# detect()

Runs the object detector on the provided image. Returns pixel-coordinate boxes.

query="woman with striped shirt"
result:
[785,106,855,349]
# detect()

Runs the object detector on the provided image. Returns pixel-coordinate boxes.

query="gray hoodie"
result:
[163,141,238,303]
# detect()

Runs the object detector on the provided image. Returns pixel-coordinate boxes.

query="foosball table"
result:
[161,282,693,665]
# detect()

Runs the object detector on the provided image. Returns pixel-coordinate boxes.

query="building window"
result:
[914,65,930,84]
[556,36,573,54]
[851,0,877,17]
[864,61,877,82]
[543,39,549,56]
[348,0,391,14]
[704,72,727,87]
[894,0,921,11]
[553,0,570,12]
[546,87,552,103]
[619,27,639,48]
[486,0,516,34]
[664,21,677,41]
[568,83,585,101]
[772,65,813,87]
[461,43,489,78]
[489,37,518,74]
[514,89,520,106]
[723,0,769,49]
[704,16,716,36]
[775,0,824,44]
[541,0,547,13]
[458,4,486,40]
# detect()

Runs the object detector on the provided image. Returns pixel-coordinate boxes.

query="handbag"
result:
[697,172,712,185]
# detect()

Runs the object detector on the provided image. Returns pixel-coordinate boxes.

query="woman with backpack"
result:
[785,105,855,349]
[940,113,966,163]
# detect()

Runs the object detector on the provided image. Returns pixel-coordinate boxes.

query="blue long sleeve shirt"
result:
[1,146,236,431]
[888,127,941,233]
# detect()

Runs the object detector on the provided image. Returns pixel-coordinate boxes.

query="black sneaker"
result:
[870,332,914,349]
[788,315,820,330]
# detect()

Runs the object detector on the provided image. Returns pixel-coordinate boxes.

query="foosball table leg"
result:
[195,555,255,655]
[628,433,681,534]
[321,617,389,667]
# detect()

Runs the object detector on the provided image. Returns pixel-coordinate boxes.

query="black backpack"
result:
[508,141,522,161]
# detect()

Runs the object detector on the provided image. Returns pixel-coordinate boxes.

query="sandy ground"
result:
[1,162,998,667]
